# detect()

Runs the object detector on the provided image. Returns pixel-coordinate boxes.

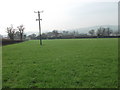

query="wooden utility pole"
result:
[34,11,43,46]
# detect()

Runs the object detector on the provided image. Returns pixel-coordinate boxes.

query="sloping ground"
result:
[2,38,118,88]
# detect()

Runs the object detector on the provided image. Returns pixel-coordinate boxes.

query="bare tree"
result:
[106,28,113,36]
[96,27,105,37]
[89,29,95,36]
[17,25,25,41]
[52,30,59,38]
[97,27,113,37]
[7,25,16,40]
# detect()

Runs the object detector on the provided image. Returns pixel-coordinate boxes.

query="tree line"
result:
[88,27,118,37]
[27,27,119,40]
[6,26,119,40]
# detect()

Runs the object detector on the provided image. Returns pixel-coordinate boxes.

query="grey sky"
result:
[0,0,118,35]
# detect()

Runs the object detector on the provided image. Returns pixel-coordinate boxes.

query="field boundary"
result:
[2,39,27,46]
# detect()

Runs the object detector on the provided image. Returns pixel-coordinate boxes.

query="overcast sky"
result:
[0,0,118,35]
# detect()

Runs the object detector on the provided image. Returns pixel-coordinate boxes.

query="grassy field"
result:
[2,38,118,88]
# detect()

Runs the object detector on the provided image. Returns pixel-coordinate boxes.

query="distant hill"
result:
[69,25,118,34]
[24,25,118,35]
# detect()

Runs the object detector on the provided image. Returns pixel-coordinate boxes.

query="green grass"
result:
[2,38,118,88]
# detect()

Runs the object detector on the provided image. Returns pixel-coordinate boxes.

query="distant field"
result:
[2,38,118,88]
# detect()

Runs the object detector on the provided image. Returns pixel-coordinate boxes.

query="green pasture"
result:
[2,38,118,88]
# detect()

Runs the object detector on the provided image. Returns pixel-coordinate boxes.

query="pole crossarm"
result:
[36,19,42,21]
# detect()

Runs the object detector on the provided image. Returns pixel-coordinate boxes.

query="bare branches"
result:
[7,25,16,40]
[17,25,25,41]
[6,24,25,40]
[89,30,95,36]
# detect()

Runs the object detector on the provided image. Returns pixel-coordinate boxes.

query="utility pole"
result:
[34,11,43,46]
